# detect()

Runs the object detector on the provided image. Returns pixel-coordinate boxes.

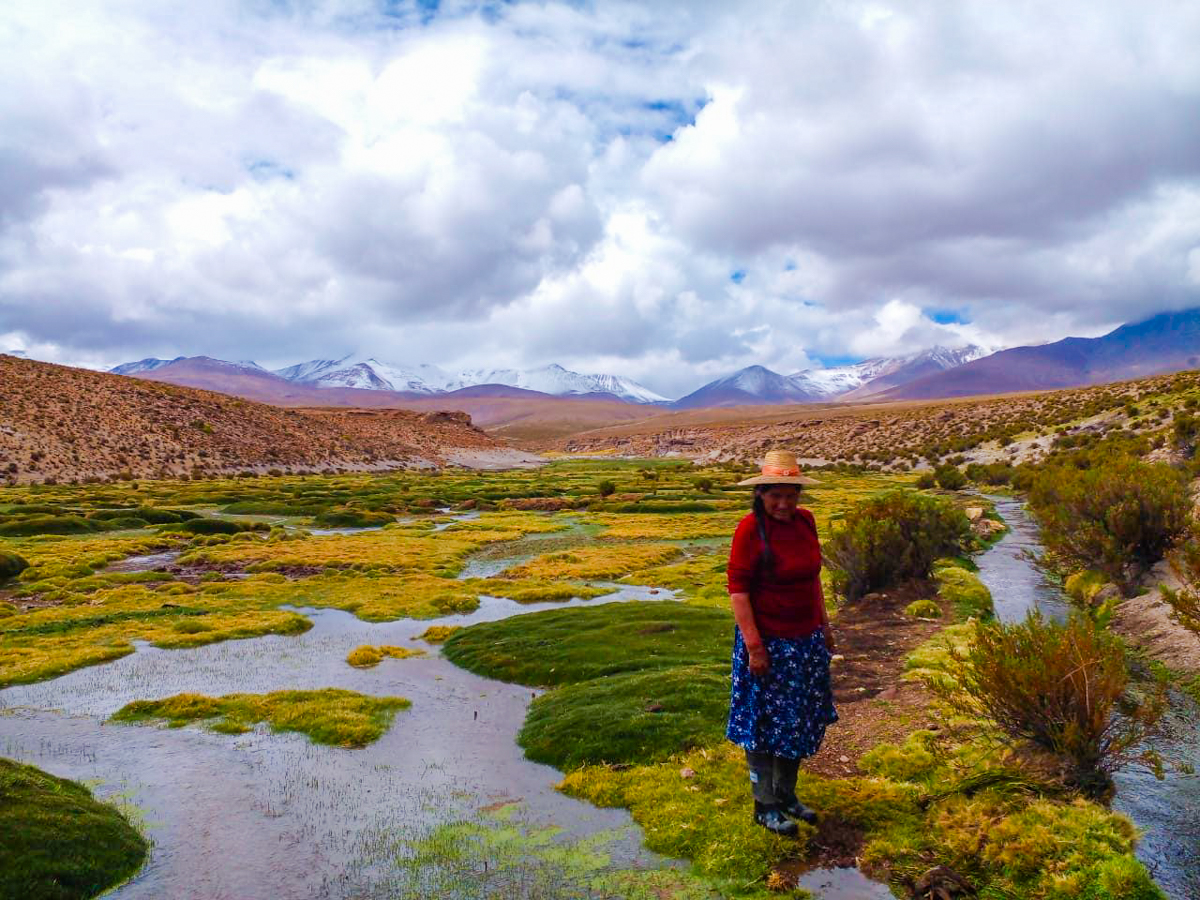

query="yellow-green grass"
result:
[0,757,148,900]
[346,644,427,667]
[414,625,460,643]
[563,734,1160,900]
[506,543,684,581]
[592,512,743,540]
[110,689,410,747]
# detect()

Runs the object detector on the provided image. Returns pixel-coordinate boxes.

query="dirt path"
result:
[804,582,946,779]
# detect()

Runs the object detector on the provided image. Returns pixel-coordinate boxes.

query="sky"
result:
[2,0,1199,399]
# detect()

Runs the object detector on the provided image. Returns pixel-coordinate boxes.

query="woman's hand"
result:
[821,624,836,653]
[747,643,770,677]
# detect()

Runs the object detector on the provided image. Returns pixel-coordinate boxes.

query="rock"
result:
[911,865,975,899]
[679,767,696,779]
[644,701,665,713]
[1092,583,1122,606]
[964,506,984,521]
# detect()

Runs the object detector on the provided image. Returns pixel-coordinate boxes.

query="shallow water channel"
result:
[0,571,675,899]
[978,497,1200,900]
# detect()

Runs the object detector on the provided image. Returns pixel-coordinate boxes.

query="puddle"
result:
[796,867,894,899]
[978,496,1200,900]
[104,550,184,573]
[0,592,673,898]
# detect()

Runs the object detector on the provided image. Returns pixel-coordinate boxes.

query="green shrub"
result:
[0,550,29,580]
[825,491,971,602]
[934,464,966,490]
[596,479,616,497]
[937,612,1164,797]
[914,472,937,489]
[1028,456,1189,594]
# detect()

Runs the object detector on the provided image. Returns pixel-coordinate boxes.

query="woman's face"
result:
[761,485,800,521]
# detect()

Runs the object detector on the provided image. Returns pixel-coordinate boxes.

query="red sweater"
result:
[727,509,824,639]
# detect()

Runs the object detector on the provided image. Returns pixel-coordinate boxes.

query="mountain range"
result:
[114,355,670,405]
[672,346,987,409]
[106,308,1200,411]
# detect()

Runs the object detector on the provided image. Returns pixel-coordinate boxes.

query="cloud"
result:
[1,0,1198,398]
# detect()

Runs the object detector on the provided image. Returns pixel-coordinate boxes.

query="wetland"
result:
[0,460,1194,899]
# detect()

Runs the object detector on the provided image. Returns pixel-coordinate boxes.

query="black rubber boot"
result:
[781,796,818,825]
[753,801,799,836]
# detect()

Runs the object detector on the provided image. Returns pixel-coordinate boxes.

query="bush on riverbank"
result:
[936,611,1164,797]
[0,757,147,900]
[825,491,972,602]
[1028,456,1189,594]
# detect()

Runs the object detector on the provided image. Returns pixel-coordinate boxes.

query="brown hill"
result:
[0,355,537,484]
[558,370,1200,466]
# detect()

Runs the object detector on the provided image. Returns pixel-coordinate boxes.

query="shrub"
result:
[825,491,972,602]
[934,464,967,491]
[1028,456,1189,594]
[596,480,616,497]
[1174,412,1200,456]
[914,472,937,489]
[692,477,714,493]
[937,612,1164,797]
[1164,528,1200,635]
[0,550,29,580]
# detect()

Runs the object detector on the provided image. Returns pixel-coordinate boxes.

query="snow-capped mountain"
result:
[789,346,989,399]
[111,357,186,377]
[273,356,456,393]
[112,357,266,377]
[674,346,990,408]
[272,356,670,404]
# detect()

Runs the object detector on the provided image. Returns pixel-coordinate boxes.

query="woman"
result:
[726,449,837,836]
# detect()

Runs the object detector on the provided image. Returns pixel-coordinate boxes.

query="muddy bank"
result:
[1112,559,1200,678]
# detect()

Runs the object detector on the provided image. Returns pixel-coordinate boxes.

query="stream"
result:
[978,497,1200,900]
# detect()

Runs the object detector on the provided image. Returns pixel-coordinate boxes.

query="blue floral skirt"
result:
[726,627,838,759]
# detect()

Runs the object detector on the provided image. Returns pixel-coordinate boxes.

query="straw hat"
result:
[737,449,821,486]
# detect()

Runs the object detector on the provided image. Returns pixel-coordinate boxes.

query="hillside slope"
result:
[0,355,535,484]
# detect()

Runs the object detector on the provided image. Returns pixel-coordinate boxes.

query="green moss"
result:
[904,598,942,619]
[0,515,101,536]
[414,625,460,643]
[312,508,394,528]
[0,549,29,579]
[443,603,732,687]
[0,758,147,900]
[519,665,729,769]
[933,562,994,621]
[110,688,410,747]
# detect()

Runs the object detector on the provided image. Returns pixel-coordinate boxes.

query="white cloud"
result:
[1,0,1198,398]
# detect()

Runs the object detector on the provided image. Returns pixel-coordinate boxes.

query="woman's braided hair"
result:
[752,485,776,577]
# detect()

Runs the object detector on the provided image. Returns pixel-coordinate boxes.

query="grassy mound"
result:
[933,560,994,620]
[0,515,101,537]
[0,549,29,580]
[110,688,410,747]
[312,508,394,529]
[442,603,732,687]
[519,664,729,768]
[346,644,426,667]
[0,758,147,900]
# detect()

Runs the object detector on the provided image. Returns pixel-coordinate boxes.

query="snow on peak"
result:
[271,356,669,403]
